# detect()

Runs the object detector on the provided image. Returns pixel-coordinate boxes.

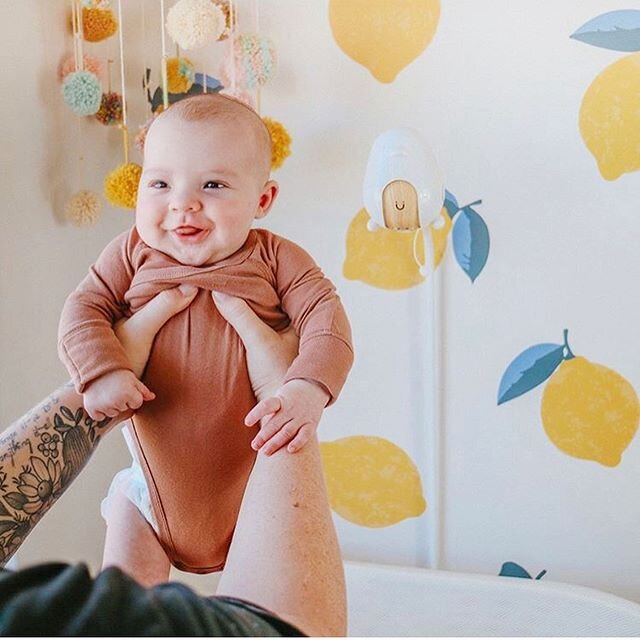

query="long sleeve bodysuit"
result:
[58,227,353,573]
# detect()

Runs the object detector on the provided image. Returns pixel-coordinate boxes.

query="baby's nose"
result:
[170,194,202,213]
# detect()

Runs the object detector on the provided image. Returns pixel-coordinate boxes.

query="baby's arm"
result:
[245,236,354,454]
[58,230,140,396]
[83,369,155,421]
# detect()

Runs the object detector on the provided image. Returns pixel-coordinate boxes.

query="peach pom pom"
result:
[82,7,118,42]
[104,163,142,209]
[134,114,158,153]
[58,54,102,82]
[263,117,291,170]
[65,190,102,227]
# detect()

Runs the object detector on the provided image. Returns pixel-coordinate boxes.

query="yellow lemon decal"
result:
[579,53,640,180]
[329,0,440,83]
[343,207,451,290]
[541,357,640,467]
[320,436,427,527]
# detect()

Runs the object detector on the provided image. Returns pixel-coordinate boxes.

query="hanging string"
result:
[160,0,169,109]
[117,0,130,163]
[254,0,261,113]
[76,0,85,70]
[70,0,78,70]
[71,0,85,71]
[141,0,151,115]
[229,0,237,94]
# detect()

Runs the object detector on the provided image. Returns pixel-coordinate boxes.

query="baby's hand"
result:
[83,369,155,421]
[244,379,330,455]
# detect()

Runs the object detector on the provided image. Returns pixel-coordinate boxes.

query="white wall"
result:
[1,0,638,601]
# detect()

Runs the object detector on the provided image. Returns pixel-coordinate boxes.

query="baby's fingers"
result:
[134,379,156,402]
[245,396,282,427]
[261,420,304,456]
[285,424,314,453]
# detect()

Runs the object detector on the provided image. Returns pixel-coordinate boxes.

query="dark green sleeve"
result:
[0,563,304,636]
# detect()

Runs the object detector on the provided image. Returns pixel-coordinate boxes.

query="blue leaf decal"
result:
[571,10,640,51]
[194,73,223,91]
[151,81,223,111]
[452,206,490,282]
[499,562,532,579]
[499,562,547,580]
[444,190,459,218]
[497,343,565,405]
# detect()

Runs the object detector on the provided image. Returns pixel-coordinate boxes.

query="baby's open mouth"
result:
[173,226,210,243]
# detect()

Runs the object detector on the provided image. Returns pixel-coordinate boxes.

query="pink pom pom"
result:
[58,54,102,82]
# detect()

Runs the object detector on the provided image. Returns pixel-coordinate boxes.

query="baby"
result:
[58,93,353,581]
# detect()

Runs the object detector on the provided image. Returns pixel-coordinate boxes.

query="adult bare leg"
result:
[212,292,347,637]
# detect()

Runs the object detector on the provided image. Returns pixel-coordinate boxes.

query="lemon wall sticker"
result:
[328,0,440,83]
[343,190,490,289]
[498,330,640,467]
[571,10,640,180]
[320,436,427,527]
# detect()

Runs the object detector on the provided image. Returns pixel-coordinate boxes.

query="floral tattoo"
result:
[0,391,111,564]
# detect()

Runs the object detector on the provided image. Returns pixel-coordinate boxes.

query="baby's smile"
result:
[171,225,211,244]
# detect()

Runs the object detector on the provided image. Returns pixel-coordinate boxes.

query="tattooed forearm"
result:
[0,384,115,564]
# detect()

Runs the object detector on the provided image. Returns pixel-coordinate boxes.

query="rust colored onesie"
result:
[58,227,353,573]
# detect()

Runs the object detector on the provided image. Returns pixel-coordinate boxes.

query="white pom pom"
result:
[166,0,225,50]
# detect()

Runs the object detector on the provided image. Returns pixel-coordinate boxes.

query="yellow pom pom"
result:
[65,190,101,226]
[263,117,292,170]
[104,163,142,209]
[166,57,195,93]
[82,7,118,42]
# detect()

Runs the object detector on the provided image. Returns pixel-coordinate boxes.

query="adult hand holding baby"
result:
[84,284,199,421]
[213,290,329,455]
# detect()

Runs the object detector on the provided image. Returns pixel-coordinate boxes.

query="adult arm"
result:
[0,286,197,565]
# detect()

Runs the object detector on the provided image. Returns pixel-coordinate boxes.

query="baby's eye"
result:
[149,180,168,189]
[204,181,225,189]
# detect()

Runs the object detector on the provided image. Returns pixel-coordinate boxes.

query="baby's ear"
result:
[256,180,279,219]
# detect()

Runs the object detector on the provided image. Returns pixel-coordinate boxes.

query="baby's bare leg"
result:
[102,484,170,588]
[212,292,346,636]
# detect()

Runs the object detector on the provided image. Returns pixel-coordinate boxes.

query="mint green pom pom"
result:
[62,71,102,115]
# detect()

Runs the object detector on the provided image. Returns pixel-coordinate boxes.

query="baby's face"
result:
[136,113,273,266]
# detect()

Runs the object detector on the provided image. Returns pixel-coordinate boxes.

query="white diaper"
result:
[100,424,159,533]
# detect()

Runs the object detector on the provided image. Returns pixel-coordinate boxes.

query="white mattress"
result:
[345,561,640,636]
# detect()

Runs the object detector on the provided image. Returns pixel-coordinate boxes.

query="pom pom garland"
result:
[166,57,196,94]
[62,70,102,115]
[95,91,123,125]
[166,0,225,50]
[104,162,142,209]
[65,190,102,226]
[222,33,277,90]
[263,117,291,170]
[82,6,118,42]
[58,53,102,82]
